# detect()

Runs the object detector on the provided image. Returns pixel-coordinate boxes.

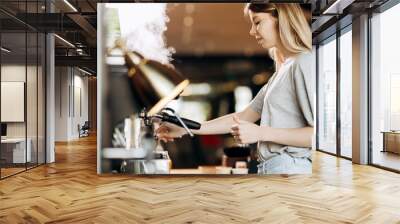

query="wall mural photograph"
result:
[98,3,314,175]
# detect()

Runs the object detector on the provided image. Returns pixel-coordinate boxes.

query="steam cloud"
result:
[115,3,174,64]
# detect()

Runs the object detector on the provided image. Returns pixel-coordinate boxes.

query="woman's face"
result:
[248,11,279,49]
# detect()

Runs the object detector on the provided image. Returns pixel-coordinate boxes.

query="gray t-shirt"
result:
[249,52,314,162]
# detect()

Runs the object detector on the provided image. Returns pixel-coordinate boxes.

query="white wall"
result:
[55,67,89,141]
[71,73,89,139]
[55,67,69,141]
[1,63,46,164]
[1,65,38,138]
[1,65,26,138]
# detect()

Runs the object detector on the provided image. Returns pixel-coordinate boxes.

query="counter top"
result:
[170,166,248,175]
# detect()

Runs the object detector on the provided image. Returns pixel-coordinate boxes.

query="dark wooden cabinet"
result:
[382,131,400,154]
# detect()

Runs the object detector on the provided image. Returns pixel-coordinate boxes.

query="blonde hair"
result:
[245,3,312,55]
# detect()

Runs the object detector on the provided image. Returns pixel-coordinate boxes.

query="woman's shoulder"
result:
[288,51,314,84]
[292,51,313,67]
[289,51,313,74]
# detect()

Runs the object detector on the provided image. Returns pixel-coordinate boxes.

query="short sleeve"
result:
[292,54,315,127]
[248,83,268,115]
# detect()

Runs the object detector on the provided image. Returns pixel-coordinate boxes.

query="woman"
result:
[156,3,314,174]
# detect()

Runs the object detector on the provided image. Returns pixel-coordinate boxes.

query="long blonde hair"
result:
[245,3,312,54]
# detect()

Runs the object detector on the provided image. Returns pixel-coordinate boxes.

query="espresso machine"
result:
[100,40,200,174]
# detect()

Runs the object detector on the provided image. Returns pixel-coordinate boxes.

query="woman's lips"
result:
[257,38,263,44]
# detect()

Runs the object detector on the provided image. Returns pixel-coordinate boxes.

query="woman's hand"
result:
[155,122,187,143]
[230,115,263,144]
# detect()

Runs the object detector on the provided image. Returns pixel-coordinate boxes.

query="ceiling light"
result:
[252,72,269,85]
[181,83,211,96]
[63,0,78,12]
[54,34,75,48]
[323,0,354,15]
[185,4,195,14]
[78,67,93,76]
[1,47,11,53]
[243,48,255,57]
[183,16,193,27]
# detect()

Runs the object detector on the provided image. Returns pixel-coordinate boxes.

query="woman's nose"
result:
[249,25,256,37]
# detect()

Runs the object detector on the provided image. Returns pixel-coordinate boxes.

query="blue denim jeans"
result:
[257,152,312,174]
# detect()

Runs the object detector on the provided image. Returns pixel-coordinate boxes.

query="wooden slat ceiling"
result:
[165,3,266,55]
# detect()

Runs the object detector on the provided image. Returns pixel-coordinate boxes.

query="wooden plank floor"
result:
[1,167,26,178]
[1,135,400,224]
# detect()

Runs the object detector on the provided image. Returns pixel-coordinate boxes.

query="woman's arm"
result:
[156,106,260,141]
[193,106,260,135]
[230,117,314,148]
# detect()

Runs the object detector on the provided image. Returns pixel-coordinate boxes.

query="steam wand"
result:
[162,108,194,137]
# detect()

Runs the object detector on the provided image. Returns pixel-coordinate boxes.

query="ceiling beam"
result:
[67,13,97,39]
[55,55,96,70]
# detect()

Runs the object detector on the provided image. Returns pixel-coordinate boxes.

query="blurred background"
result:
[105,3,274,170]
[162,3,274,169]
[103,3,276,171]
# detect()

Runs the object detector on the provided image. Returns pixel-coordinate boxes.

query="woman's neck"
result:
[275,43,296,61]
